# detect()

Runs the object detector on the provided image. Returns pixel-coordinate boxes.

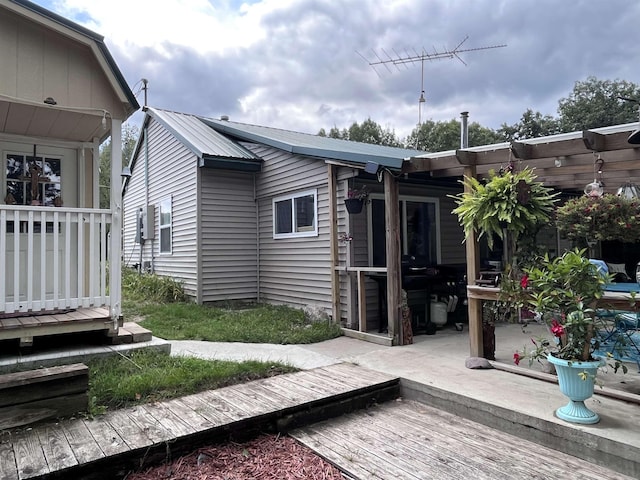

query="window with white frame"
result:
[159,197,172,254]
[273,189,318,238]
[368,195,441,266]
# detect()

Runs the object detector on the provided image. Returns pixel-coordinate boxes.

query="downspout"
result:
[144,124,153,273]
[254,173,260,301]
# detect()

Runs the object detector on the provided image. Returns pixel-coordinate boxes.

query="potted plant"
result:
[555,194,640,246]
[345,186,369,214]
[512,248,627,424]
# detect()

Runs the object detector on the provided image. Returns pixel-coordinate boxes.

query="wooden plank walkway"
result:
[0,363,399,480]
[291,399,636,480]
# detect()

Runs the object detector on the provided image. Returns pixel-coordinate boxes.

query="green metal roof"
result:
[201,117,423,169]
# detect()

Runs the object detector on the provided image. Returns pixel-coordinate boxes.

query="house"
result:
[122,107,469,343]
[0,0,139,347]
[124,104,640,350]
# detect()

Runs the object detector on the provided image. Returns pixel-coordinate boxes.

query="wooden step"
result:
[108,322,152,344]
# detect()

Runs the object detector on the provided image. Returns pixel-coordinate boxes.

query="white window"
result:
[273,189,318,239]
[159,197,172,254]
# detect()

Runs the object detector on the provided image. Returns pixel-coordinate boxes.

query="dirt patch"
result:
[126,433,345,480]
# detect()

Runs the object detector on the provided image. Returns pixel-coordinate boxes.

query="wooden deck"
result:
[0,307,116,347]
[292,399,635,480]
[0,363,399,480]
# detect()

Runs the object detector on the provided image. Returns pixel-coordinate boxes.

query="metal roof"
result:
[147,108,259,160]
[201,117,425,169]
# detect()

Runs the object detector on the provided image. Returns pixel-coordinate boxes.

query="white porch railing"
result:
[0,205,111,314]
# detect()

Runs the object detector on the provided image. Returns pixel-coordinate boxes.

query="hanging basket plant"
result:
[451,166,558,254]
[555,194,640,244]
[345,186,368,214]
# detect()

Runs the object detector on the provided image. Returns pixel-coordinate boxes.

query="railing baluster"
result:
[13,210,20,313]
[27,210,34,311]
[53,211,59,309]
[89,213,96,306]
[39,211,47,311]
[77,212,85,307]
[101,213,107,305]
[65,211,71,309]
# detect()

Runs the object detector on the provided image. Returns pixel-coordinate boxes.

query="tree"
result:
[407,119,502,152]
[497,109,562,142]
[557,77,640,131]
[99,123,139,208]
[318,118,402,147]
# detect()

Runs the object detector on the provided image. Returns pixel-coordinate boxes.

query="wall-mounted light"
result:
[121,166,132,178]
[364,161,380,175]
[554,156,565,168]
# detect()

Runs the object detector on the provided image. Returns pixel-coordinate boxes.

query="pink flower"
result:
[513,352,521,365]
[520,275,529,289]
[550,319,565,337]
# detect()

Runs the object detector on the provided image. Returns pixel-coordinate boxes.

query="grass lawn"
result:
[87,348,296,413]
[130,302,343,344]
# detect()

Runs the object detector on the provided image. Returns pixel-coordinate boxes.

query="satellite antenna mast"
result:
[359,36,506,128]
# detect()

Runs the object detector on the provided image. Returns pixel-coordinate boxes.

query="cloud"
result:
[40,0,640,140]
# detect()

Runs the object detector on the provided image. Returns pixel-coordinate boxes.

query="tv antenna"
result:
[358,36,506,126]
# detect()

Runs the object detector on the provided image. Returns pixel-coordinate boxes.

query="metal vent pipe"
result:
[460,111,469,148]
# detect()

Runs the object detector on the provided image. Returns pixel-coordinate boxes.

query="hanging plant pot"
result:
[344,198,364,214]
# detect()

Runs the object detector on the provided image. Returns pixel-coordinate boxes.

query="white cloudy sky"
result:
[35,0,640,140]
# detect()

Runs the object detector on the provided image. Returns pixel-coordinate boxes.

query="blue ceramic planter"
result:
[547,354,604,424]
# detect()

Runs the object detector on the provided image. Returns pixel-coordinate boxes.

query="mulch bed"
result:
[126,434,345,479]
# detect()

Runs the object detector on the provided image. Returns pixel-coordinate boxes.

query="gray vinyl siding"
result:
[248,144,332,314]
[199,169,258,302]
[122,118,199,297]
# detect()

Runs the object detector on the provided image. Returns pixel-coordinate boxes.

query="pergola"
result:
[401,122,640,356]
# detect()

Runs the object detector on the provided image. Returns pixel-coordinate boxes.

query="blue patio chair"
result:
[594,310,640,371]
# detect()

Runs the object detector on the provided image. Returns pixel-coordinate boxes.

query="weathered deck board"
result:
[81,415,130,456]
[12,428,49,479]
[59,418,105,464]
[291,400,636,480]
[36,425,78,473]
[141,402,197,438]
[0,363,398,479]
[0,438,19,480]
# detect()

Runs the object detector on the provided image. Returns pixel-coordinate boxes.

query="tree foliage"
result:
[557,76,640,131]
[99,123,139,208]
[406,119,503,152]
[498,109,562,142]
[318,118,402,147]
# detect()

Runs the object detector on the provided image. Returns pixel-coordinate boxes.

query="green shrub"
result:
[122,267,187,303]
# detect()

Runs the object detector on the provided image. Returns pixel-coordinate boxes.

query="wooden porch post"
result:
[463,164,483,357]
[384,170,402,345]
[110,118,122,327]
[328,164,340,323]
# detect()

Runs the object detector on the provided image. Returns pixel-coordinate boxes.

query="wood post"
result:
[328,164,340,324]
[384,170,402,345]
[463,165,483,357]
